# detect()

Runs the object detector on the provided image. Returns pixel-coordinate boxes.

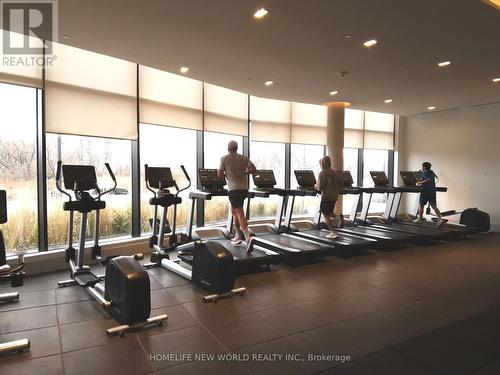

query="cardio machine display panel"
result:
[198,169,226,190]
[294,170,316,189]
[62,165,97,191]
[400,171,418,186]
[253,170,276,188]
[335,170,355,187]
[145,166,176,189]
[370,171,389,187]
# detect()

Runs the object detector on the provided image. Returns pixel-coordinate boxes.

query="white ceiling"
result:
[56,0,500,115]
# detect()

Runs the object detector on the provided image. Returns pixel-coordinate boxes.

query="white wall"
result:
[398,102,500,227]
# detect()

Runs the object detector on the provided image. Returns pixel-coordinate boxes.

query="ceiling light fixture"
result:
[265,80,274,86]
[329,90,339,96]
[481,0,500,10]
[428,106,436,110]
[253,8,269,19]
[363,39,378,47]
[384,99,393,103]
[62,34,70,39]
[493,77,500,82]
[180,66,189,74]
[437,61,451,67]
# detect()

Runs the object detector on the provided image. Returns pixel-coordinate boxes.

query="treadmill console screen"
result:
[253,170,276,188]
[400,171,418,186]
[370,171,389,187]
[414,170,423,182]
[198,169,226,190]
[62,165,97,191]
[335,170,354,187]
[145,166,176,189]
[294,170,316,189]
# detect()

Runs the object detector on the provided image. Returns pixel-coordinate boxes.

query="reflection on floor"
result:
[1,234,499,374]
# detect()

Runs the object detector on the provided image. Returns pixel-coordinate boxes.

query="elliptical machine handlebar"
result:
[176,165,191,196]
[98,163,118,198]
[55,160,72,201]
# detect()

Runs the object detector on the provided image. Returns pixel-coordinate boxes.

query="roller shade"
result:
[139,66,202,131]
[363,111,394,150]
[250,96,291,143]
[204,83,248,136]
[290,102,327,145]
[45,43,137,139]
[0,30,42,88]
[344,108,364,148]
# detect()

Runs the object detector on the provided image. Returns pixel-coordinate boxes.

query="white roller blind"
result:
[364,111,394,150]
[45,43,137,139]
[290,102,327,145]
[344,108,364,148]
[250,96,291,142]
[204,83,248,136]
[0,30,43,87]
[139,66,202,131]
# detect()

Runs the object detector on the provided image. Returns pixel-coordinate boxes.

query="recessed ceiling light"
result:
[329,90,339,96]
[428,106,436,110]
[481,0,500,10]
[384,99,393,103]
[62,34,70,39]
[265,80,274,86]
[437,61,451,67]
[493,77,500,82]
[253,8,269,19]
[180,66,189,74]
[363,39,378,47]
[344,34,352,39]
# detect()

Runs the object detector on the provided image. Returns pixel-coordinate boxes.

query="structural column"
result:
[325,102,350,214]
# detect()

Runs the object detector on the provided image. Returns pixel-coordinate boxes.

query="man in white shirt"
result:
[218,140,256,253]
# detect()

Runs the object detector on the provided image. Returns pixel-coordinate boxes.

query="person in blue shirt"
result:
[416,162,446,226]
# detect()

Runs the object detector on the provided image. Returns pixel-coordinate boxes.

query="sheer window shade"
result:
[139,66,202,131]
[203,83,248,136]
[291,102,327,145]
[250,96,291,143]
[45,43,137,139]
[344,109,364,148]
[363,111,394,150]
[0,30,43,87]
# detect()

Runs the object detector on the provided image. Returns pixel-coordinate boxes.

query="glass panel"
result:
[0,83,38,253]
[46,134,132,248]
[140,124,197,234]
[342,148,359,215]
[363,149,389,214]
[290,144,324,217]
[204,132,243,225]
[249,141,286,219]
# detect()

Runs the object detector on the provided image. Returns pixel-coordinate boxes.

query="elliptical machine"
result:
[0,190,30,355]
[145,165,245,303]
[56,161,167,336]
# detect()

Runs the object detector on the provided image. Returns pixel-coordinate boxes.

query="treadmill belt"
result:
[338,226,410,240]
[255,233,330,253]
[299,229,374,246]
[371,223,445,238]
[216,239,280,264]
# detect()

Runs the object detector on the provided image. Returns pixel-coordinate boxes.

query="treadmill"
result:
[361,171,451,243]
[331,170,416,249]
[281,170,378,256]
[390,171,475,238]
[247,170,332,264]
[186,169,281,270]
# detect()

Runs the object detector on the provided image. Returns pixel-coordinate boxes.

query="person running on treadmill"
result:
[218,140,257,253]
[415,161,446,227]
[316,156,342,239]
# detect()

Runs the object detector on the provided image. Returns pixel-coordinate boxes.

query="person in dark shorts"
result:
[416,161,446,226]
[218,140,256,253]
[316,156,343,239]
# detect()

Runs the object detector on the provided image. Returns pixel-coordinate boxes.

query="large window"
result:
[203,132,243,225]
[249,141,286,219]
[363,149,389,213]
[46,134,132,248]
[140,124,197,233]
[0,83,39,253]
[290,144,324,217]
[343,148,359,215]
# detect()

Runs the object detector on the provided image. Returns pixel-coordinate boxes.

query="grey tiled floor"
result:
[1,234,500,374]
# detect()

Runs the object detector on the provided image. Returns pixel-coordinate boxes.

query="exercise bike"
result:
[56,161,167,336]
[0,189,30,355]
[144,164,246,303]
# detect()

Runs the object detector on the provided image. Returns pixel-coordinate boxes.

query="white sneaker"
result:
[246,237,254,254]
[231,236,243,245]
[436,218,447,227]
[332,216,341,228]
[413,218,423,223]
[326,232,338,239]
